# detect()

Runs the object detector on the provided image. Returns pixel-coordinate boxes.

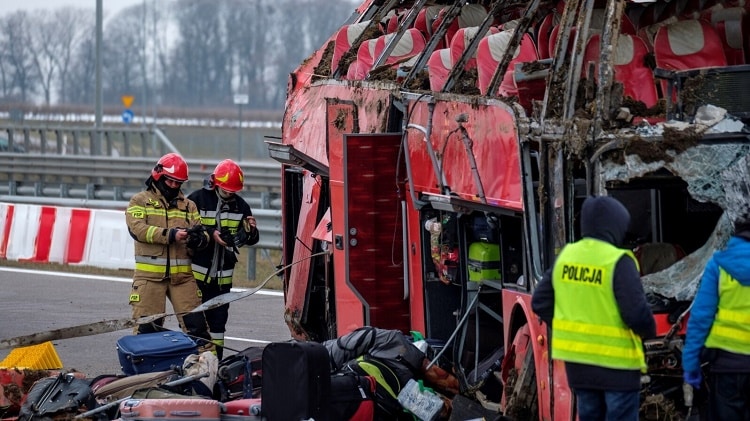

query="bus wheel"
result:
[503,324,538,420]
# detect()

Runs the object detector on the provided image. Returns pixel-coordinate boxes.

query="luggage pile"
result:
[1,328,492,420]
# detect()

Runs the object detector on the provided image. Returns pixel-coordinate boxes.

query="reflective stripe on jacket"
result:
[551,238,646,370]
[188,188,258,286]
[705,267,750,354]
[125,188,201,283]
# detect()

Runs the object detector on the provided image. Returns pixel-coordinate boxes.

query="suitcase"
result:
[119,398,221,421]
[468,242,501,282]
[216,346,264,401]
[117,331,198,375]
[261,340,331,421]
[220,398,264,420]
[330,373,375,421]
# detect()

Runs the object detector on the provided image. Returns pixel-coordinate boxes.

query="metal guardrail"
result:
[0,153,281,201]
[1,124,177,157]
[0,153,283,249]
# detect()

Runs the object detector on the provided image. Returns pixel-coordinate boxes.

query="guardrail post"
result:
[8,181,17,196]
[113,186,122,201]
[34,182,43,197]
[73,131,80,154]
[61,183,69,198]
[86,183,96,200]
[55,129,64,154]
[245,192,272,281]
[40,130,47,154]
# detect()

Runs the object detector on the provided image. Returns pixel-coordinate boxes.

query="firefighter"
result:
[682,212,750,420]
[531,195,656,421]
[187,159,259,359]
[125,153,213,350]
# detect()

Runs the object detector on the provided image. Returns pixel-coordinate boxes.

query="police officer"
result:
[683,212,750,420]
[125,153,213,350]
[532,195,655,421]
[188,159,259,359]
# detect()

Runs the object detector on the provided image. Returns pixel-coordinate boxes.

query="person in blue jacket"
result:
[682,212,750,420]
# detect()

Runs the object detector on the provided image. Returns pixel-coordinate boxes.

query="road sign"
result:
[121,95,135,108]
[122,109,134,124]
[233,94,249,105]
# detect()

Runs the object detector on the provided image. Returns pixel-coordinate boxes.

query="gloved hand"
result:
[186,225,209,250]
[233,217,259,248]
[684,370,702,389]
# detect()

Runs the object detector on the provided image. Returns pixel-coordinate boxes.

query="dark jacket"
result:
[188,186,259,288]
[531,196,656,391]
[683,230,750,374]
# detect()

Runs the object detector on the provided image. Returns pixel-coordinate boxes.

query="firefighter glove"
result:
[684,370,702,389]
[186,225,209,250]
[233,218,258,248]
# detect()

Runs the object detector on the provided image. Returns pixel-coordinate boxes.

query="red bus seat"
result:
[332,20,372,74]
[449,26,500,70]
[708,7,748,65]
[427,48,453,91]
[583,33,659,107]
[653,19,728,71]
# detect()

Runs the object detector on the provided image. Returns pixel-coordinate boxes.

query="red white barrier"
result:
[0,203,134,270]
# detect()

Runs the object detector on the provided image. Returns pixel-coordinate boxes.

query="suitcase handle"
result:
[169,410,202,417]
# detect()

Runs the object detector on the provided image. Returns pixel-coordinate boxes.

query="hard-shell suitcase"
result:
[220,398,264,420]
[117,331,198,375]
[330,373,375,421]
[261,340,331,421]
[119,398,221,421]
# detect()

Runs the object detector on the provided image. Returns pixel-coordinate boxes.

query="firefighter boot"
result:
[182,312,216,354]
[210,332,225,360]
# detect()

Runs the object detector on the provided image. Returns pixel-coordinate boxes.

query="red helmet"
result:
[152,153,189,182]
[212,159,244,192]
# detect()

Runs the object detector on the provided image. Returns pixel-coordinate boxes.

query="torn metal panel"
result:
[599,141,750,300]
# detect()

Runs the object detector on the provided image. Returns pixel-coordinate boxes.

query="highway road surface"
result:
[0,266,291,376]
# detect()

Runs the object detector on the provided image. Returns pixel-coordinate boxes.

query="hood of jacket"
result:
[580,196,630,246]
[713,233,750,286]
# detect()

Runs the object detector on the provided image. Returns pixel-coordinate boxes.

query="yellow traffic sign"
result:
[121,95,135,108]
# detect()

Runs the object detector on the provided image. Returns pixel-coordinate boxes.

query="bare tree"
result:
[54,8,92,104]
[0,11,39,103]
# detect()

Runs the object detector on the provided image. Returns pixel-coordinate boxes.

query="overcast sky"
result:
[0,0,144,16]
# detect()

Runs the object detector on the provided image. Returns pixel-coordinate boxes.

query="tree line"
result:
[0,0,356,113]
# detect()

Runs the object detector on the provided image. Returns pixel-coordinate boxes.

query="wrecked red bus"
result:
[269,0,750,418]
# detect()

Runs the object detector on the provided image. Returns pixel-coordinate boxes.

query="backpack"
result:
[343,356,413,421]
[19,373,101,420]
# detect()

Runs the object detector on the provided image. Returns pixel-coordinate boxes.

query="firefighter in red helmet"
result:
[188,159,259,358]
[125,153,213,350]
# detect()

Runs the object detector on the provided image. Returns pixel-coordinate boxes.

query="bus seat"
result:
[477,31,538,97]
[450,26,500,70]
[427,48,453,91]
[583,33,659,107]
[332,20,372,74]
[708,7,748,65]
[653,19,727,70]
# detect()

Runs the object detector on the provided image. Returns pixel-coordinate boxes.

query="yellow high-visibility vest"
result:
[705,268,750,354]
[551,238,646,370]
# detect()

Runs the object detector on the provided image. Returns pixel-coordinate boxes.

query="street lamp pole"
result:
[233,93,249,161]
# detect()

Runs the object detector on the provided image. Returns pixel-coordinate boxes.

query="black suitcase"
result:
[261,340,331,421]
[116,331,198,375]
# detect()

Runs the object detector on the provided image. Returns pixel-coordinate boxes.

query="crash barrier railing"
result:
[0,202,281,279]
[0,124,177,157]
[0,153,282,204]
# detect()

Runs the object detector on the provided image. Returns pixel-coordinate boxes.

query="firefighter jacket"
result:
[187,187,259,286]
[683,233,750,375]
[125,187,202,284]
[551,238,647,371]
